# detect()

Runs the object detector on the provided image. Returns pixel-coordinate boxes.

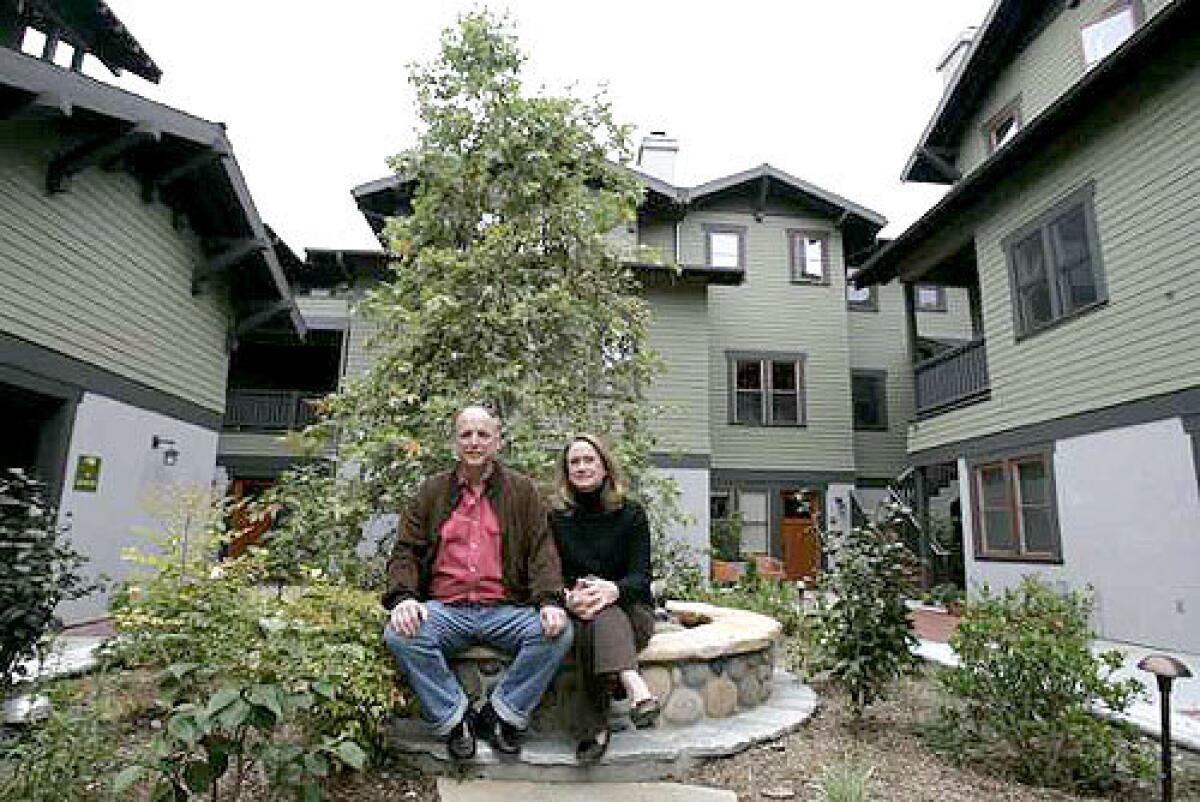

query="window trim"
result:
[1080,0,1144,69]
[726,350,807,428]
[703,223,747,270]
[915,283,948,313]
[850,369,889,432]
[983,95,1023,154]
[969,446,1063,564]
[787,228,831,285]
[846,267,878,312]
[1002,181,1107,342]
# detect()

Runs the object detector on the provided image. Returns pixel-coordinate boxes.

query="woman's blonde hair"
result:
[557,433,626,511]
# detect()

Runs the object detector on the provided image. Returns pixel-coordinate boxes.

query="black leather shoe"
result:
[476,701,523,755]
[445,714,475,760]
[575,728,609,763]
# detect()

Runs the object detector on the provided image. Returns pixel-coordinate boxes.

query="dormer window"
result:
[1081,1,1141,69]
[986,98,1022,154]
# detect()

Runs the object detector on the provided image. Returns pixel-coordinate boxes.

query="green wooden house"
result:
[856,0,1199,652]
[0,0,303,620]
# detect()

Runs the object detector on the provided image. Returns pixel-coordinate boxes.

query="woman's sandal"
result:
[575,728,609,763]
[630,697,660,729]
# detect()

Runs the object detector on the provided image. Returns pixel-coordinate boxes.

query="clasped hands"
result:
[564,576,619,621]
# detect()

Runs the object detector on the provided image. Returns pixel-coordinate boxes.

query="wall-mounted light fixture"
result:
[151,435,180,467]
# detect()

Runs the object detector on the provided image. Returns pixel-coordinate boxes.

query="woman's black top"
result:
[549,491,652,606]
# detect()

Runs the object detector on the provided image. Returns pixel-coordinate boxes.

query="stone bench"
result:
[448,601,783,731]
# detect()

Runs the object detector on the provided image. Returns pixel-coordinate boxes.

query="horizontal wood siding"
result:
[295,296,349,327]
[680,210,856,472]
[849,284,914,479]
[217,431,303,458]
[638,221,676,263]
[957,0,1173,175]
[0,120,229,412]
[644,286,711,455]
[916,287,975,341]
[912,58,1200,454]
[340,303,380,384]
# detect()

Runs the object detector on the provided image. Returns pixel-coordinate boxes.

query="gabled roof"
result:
[903,0,1061,184]
[0,45,304,338]
[2,0,161,83]
[857,0,1196,287]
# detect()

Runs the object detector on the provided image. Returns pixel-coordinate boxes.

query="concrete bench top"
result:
[451,601,782,664]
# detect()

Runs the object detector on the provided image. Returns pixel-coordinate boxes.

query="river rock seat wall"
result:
[448,601,784,731]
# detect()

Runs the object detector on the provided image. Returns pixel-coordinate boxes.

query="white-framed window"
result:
[788,230,829,283]
[1003,182,1106,339]
[704,224,745,269]
[1081,0,1140,68]
[971,451,1060,562]
[736,490,769,554]
[730,353,806,426]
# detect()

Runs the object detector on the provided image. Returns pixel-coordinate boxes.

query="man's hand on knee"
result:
[390,599,428,638]
[540,605,568,638]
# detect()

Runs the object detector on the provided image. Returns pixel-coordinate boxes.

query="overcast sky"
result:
[74,1,993,252]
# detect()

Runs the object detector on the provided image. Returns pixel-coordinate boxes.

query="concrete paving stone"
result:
[436,778,737,802]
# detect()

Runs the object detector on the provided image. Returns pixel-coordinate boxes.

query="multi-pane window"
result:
[789,230,829,283]
[731,355,805,426]
[705,225,745,269]
[846,267,877,310]
[1081,0,1140,68]
[915,284,947,312]
[972,453,1060,561]
[851,370,888,431]
[1004,184,1106,339]
[737,490,769,554]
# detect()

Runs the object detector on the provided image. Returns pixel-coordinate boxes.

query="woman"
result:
[550,434,660,762]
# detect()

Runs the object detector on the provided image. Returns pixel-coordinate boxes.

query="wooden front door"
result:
[780,489,822,583]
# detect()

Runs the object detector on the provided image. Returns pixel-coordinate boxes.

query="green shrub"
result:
[0,683,120,801]
[710,512,742,563]
[812,503,919,718]
[0,468,96,692]
[813,755,874,802]
[700,560,805,636]
[931,576,1150,792]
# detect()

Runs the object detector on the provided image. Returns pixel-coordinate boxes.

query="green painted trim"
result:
[649,453,711,470]
[910,385,1200,466]
[712,468,856,486]
[0,331,222,431]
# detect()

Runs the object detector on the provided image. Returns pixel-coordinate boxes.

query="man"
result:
[382,405,571,760]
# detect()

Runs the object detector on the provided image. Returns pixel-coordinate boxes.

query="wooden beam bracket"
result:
[46,122,160,193]
[192,237,267,295]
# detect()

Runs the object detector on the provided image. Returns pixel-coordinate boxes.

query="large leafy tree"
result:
[308,11,667,537]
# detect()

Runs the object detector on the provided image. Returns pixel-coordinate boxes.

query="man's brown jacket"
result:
[382,461,564,611]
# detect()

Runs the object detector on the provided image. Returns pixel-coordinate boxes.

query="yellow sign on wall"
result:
[73,455,101,492]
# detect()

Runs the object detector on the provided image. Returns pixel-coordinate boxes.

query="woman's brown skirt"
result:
[566,602,656,740]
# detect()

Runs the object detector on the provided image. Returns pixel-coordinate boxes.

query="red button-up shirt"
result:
[428,470,505,604]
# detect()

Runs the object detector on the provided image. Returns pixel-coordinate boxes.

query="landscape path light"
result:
[1136,653,1192,801]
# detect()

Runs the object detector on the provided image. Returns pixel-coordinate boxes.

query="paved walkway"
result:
[909,605,1200,752]
[435,779,735,801]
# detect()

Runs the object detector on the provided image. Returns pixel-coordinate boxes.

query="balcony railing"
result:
[224,389,324,431]
[915,339,990,417]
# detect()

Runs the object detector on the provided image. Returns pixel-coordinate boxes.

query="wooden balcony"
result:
[915,339,990,417]
[224,389,323,431]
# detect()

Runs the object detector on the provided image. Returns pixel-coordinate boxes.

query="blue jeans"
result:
[383,601,573,737]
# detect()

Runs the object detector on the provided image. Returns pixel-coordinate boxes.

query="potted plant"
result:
[709,513,746,584]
